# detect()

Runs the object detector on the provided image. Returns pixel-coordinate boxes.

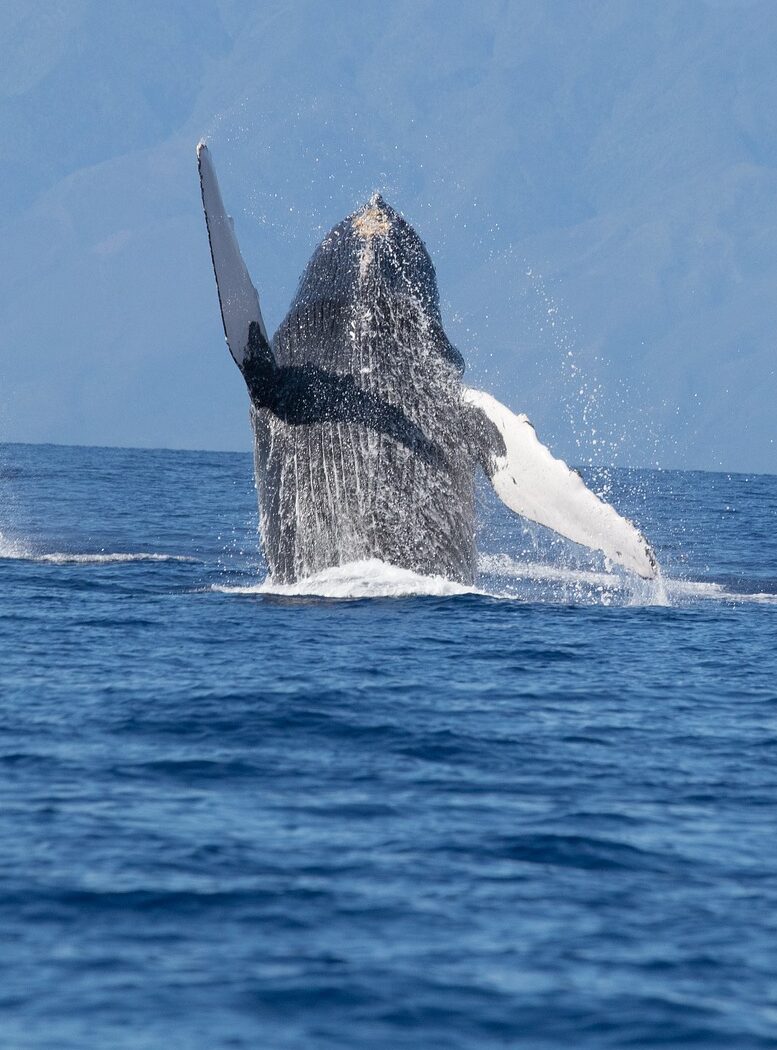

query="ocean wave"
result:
[0,534,195,565]
[34,552,196,565]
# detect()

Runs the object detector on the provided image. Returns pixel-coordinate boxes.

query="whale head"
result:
[285,195,465,374]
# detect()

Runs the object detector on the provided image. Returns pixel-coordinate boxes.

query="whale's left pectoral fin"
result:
[463,387,658,579]
[197,141,269,373]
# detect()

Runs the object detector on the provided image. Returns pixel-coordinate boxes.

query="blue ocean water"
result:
[1,441,776,1050]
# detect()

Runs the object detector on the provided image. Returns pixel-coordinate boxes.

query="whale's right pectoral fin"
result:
[197,141,270,377]
[464,387,658,580]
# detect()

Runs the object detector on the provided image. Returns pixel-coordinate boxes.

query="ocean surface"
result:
[1,441,776,1050]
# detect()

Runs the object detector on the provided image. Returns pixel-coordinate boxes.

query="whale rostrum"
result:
[197,142,657,584]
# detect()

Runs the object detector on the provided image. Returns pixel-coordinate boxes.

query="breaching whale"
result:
[197,143,657,585]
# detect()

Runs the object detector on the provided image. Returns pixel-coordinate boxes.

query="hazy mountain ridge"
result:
[1,0,774,470]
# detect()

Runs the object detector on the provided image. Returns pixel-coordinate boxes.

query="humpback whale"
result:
[197,143,657,585]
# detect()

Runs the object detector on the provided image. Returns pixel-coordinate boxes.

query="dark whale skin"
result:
[244,197,489,585]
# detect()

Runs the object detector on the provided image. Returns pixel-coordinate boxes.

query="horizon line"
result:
[0,439,772,479]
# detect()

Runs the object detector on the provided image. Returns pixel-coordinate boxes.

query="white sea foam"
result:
[214,558,478,599]
[477,553,666,606]
[479,553,777,606]
[35,552,195,565]
[0,535,194,565]
[211,555,777,606]
[214,556,658,604]
[479,553,625,590]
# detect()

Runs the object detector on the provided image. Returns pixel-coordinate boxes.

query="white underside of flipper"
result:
[197,141,267,368]
[463,388,658,579]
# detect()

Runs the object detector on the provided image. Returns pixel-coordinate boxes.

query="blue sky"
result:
[2,0,775,471]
